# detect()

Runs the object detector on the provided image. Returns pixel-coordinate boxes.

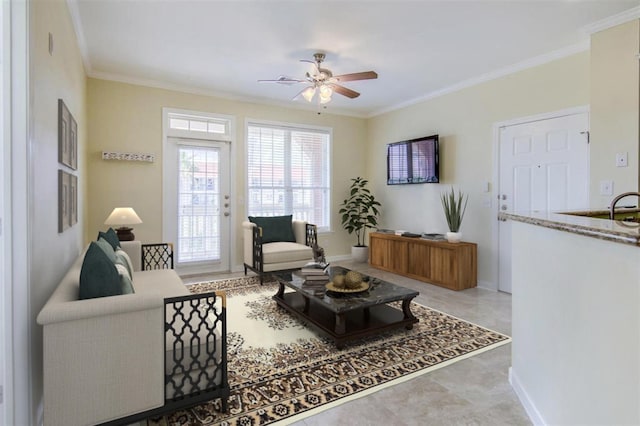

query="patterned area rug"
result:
[148,276,510,425]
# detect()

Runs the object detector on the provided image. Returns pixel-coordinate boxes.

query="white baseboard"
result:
[230,256,352,274]
[231,263,245,273]
[477,280,497,291]
[509,367,545,426]
[326,254,352,262]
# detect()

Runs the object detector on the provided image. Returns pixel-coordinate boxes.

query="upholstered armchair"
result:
[243,216,318,284]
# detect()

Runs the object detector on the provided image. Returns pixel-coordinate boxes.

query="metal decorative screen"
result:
[142,243,174,270]
[164,292,229,411]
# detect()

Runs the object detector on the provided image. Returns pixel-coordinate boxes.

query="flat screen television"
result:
[387,134,439,185]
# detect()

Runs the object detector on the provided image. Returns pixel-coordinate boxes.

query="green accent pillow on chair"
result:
[248,215,296,243]
[79,242,122,300]
[97,228,121,250]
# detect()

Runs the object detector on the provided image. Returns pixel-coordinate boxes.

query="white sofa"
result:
[37,241,228,426]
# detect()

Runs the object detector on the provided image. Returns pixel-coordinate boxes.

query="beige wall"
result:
[30,0,87,421]
[88,51,596,288]
[366,53,590,288]
[590,19,640,207]
[86,79,366,267]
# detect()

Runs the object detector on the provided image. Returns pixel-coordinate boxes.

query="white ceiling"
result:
[70,0,640,117]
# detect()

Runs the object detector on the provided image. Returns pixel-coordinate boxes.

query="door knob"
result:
[224,212,230,217]
[501,205,508,211]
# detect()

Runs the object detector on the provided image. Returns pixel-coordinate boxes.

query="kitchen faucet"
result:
[609,192,640,220]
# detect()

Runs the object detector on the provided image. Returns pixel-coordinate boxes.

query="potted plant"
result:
[441,187,468,243]
[339,177,382,262]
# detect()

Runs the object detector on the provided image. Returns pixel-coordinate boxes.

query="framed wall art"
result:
[70,174,78,226]
[58,99,77,170]
[58,170,70,232]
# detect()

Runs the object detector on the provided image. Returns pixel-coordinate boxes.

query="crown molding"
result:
[367,40,590,118]
[65,0,92,73]
[582,6,640,35]
[87,70,367,119]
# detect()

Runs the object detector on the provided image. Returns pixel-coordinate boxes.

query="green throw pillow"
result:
[115,263,134,294]
[79,242,122,300]
[248,215,296,243]
[95,237,117,263]
[115,248,134,277]
[97,228,120,250]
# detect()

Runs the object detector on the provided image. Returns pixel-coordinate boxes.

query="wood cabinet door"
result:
[370,236,392,269]
[429,246,457,288]
[407,242,430,278]
[370,235,408,272]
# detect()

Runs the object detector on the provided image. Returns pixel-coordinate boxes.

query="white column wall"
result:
[511,221,640,424]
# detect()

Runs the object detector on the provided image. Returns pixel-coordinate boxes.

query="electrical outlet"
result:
[600,180,613,196]
[616,152,628,167]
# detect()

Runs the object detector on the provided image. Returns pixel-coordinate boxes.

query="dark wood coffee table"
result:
[272,266,419,348]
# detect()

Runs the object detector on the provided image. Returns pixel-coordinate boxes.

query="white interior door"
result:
[165,138,231,275]
[498,112,589,293]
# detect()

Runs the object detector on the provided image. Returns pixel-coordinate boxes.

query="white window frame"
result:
[162,108,236,274]
[245,118,332,232]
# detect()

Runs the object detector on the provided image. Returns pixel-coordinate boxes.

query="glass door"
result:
[166,139,231,274]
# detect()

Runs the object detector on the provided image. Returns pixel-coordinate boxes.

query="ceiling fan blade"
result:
[333,71,378,82]
[258,76,304,85]
[329,83,360,99]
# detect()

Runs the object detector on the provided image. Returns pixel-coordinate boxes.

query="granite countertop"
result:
[499,209,640,246]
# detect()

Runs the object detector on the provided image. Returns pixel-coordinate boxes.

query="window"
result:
[178,146,221,263]
[247,121,331,231]
[169,114,228,135]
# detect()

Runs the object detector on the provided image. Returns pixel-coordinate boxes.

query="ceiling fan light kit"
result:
[259,52,378,105]
[302,86,316,102]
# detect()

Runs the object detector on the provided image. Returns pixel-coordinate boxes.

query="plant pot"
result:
[351,246,369,263]
[446,232,462,243]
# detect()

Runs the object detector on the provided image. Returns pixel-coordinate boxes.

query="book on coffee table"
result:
[301,262,330,275]
[303,279,328,286]
[302,280,328,294]
[303,274,330,281]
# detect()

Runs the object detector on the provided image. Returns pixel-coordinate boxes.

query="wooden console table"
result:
[369,232,477,291]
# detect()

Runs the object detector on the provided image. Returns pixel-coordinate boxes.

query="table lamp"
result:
[104,207,143,241]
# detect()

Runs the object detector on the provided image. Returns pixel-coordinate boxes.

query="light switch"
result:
[600,180,613,196]
[616,152,628,167]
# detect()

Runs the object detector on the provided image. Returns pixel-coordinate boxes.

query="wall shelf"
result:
[102,151,155,162]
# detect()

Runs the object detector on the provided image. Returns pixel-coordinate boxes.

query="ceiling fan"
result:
[258,52,378,104]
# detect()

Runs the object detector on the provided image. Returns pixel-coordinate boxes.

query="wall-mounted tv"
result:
[387,134,439,185]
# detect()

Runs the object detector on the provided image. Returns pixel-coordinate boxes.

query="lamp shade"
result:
[104,207,142,226]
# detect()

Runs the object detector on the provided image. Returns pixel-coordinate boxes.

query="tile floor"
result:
[182,260,532,426]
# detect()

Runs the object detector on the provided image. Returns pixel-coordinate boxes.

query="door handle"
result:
[224,212,230,217]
